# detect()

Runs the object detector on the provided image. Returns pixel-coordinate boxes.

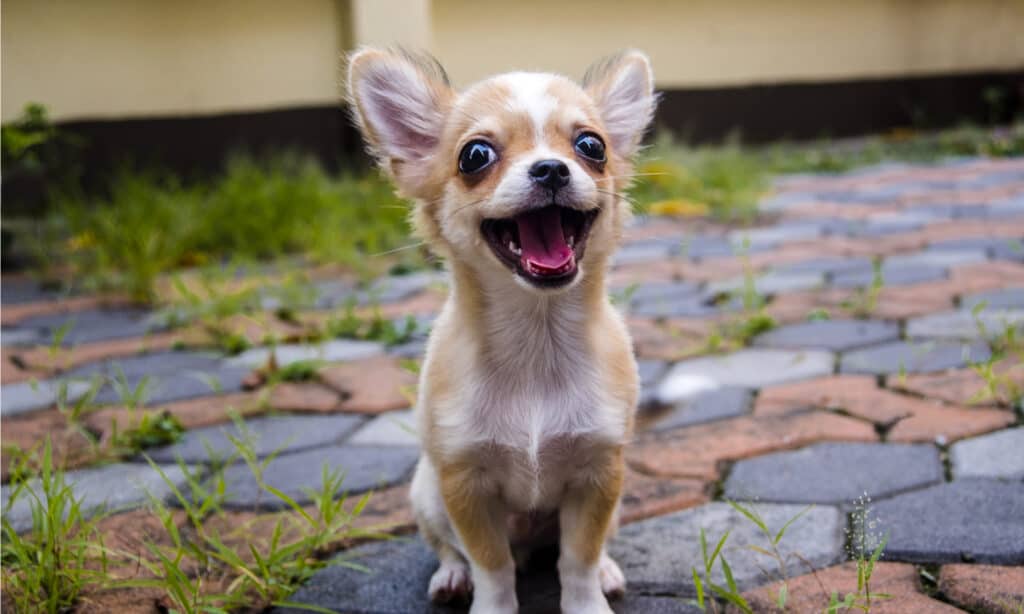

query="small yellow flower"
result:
[648,199,710,217]
[66,231,96,251]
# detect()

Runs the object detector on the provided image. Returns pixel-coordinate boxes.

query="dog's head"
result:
[347,49,656,292]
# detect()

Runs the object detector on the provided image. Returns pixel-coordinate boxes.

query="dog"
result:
[346,47,656,614]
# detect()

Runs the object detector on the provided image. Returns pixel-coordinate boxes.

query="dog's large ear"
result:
[346,47,454,192]
[583,50,657,159]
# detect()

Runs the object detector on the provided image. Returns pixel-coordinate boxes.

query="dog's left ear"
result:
[583,50,657,159]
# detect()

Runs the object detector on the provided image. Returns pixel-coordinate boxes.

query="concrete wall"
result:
[431,0,1024,88]
[3,0,1022,122]
[1,0,347,122]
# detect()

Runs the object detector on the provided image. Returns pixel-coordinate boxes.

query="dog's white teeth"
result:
[567,235,575,248]
[509,241,522,256]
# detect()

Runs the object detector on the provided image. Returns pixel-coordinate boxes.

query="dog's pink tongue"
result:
[515,208,572,274]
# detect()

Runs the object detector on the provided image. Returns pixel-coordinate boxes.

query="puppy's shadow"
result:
[277,536,693,613]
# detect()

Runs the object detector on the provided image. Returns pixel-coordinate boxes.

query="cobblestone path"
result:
[3,157,1023,613]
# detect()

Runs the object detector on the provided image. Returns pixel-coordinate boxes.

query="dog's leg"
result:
[411,459,473,603]
[440,463,517,614]
[557,450,624,614]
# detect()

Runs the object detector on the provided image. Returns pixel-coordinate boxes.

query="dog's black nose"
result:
[529,159,570,191]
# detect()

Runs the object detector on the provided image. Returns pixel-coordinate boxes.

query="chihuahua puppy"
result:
[347,48,656,613]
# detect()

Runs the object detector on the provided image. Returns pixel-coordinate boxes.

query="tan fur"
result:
[348,47,655,613]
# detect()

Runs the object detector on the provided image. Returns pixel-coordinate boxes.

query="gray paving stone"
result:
[706,271,824,296]
[724,442,943,504]
[950,428,1024,480]
[752,319,899,352]
[359,271,447,304]
[845,219,923,237]
[758,192,815,213]
[311,279,356,309]
[1,327,45,347]
[730,222,823,250]
[147,414,367,463]
[226,339,384,368]
[961,287,1024,311]
[839,340,991,375]
[872,479,1024,564]
[609,502,843,595]
[680,235,736,260]
[773,257,873,277]
[0,279,69,305]
[990,238,1024,262]
[831,264,947,288]
[926,236,1006,251]
[885,249,989,269]
[906,309,1024,341]
[637,360,670,412]
[348,409,418,447]
[1,462,192,533]
[387,338,429,359]
[213,445,418,510]
[658,348,834,405]
[629,296,720,318]
[65,351,251,405]
[614,240,676,266]
[15,307,163,346]
[988,200,1024,220]
[0,378,93,416]
[648,387,752,432]
[626,282,702,307]
[275,537,700,614]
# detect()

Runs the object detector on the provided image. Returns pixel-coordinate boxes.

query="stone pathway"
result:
[2,157,1024,612]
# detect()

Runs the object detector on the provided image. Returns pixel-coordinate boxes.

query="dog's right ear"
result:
[346,47,454,193]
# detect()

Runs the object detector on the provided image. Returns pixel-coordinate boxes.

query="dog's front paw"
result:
[599,554,626,599]
[428,562,473,604]
[561,594,614,614]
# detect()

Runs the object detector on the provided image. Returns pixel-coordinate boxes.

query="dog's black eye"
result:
[458,140,496,174]
[574,133,606,162]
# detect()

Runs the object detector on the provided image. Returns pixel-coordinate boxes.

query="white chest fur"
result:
[422,278,631,512]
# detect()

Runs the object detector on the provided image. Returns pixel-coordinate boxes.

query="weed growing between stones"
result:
[833,493,891,612]
[323,298,419,346]
[2,424,377,612]
[1,440,112,614]
[841,260,884,319]
[690,500,813,613]
[704,247,777,354]
[117,425,377,612]
[690,496,892,613]
[968,300,1024,409]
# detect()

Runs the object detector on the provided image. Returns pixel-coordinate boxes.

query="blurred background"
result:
[2,0,1023,299]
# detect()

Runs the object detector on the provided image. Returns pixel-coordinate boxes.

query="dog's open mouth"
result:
[481,205,599,288]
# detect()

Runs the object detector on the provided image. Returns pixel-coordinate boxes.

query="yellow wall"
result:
[3,0,1022,123]
[2,0,347,122]
[431,0,1024,88]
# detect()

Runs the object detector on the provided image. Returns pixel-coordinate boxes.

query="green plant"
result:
[109,410,186,454]
[52,374,104,445]
[1,439,110,613]
[269,359,323,384]
[830,494,890,612]
[630,134,768,222]
[112,418,376,613]
[691,528,751,614]
[324,299,418,346]
[704,252,776,353]
[841,260,884,318]
[32,152,420,300]
[967,300,1024,408]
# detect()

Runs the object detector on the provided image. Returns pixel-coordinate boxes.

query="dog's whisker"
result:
[369,241,427,257]
[441,197,487,223]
